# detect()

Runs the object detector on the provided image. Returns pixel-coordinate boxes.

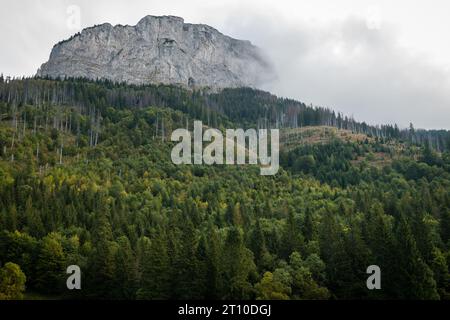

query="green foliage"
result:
[136,228,170,299]
[35,233,65,294]
[220,227,257,299]
[0,78,449,300]
[392,216,439,300]
[0,262,26,300]
[255,271,291,300]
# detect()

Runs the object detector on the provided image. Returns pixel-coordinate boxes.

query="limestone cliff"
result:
[37,15,273,89]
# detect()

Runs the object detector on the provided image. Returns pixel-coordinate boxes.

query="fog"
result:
[222,13,450,129]
[1,0,449,129]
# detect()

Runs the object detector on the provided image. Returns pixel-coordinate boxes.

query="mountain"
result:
[36,15,273,89]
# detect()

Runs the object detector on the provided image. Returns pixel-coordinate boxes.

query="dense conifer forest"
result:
[0,77,449,299]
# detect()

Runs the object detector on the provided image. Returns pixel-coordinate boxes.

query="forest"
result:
[0,76,449,300]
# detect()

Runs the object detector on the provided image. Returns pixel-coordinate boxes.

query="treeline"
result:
[1,76,449,151]
[206,88,450,151]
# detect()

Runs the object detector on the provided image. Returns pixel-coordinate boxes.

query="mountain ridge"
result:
[37,15,274,90]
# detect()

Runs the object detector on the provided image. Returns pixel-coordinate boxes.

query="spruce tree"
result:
[88,209,116,298]
[35,233,66,294]
[203,225,221,299]
[136,227,171,299]
[172,220,203,299]
[281,207,304,259]
[221,227,256,299]
[114,236,138,299]
[393,215,439,299]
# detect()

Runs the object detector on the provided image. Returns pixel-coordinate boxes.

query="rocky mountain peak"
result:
[37,15,273,89]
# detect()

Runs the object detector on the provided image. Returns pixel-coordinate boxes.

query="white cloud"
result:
[1,0,449,129]
[223,13,450,129]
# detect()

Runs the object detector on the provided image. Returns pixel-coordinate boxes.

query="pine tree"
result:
[203,225,221,299]
[35,233,66,294]
[172,220,203,299]
[281,207,304,259]
[363,202,397,298]
[196,234,209,298]
[249,219,268,268]
[319,209,352,298]
[393,215,439,299]
[220,227,256,299]
[88,209,116,298]
[113,236,138,299]
[136,227,171,299]
[343,213,371,297]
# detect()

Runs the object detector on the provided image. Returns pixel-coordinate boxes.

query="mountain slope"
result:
[0,78,450,300]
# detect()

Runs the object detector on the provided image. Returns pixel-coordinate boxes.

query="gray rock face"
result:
[37,15,273,89]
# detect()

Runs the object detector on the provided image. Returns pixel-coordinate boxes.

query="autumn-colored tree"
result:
[0,262,26,300]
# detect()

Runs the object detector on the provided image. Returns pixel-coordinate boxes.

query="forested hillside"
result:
[0,77,449,300]
[1,76,449,151]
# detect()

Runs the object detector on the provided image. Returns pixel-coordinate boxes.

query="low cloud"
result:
[223,13,450,129]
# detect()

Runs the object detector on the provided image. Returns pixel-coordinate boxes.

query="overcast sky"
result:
[1,0,449,129]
